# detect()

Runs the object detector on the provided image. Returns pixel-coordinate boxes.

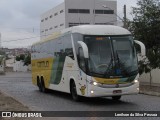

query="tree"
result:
[16,54,25,61]
[0,50,5,55]
[130,0,160,85]
[24,54,31,66]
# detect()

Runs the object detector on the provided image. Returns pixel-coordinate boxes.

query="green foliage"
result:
[19,54,25,61]
[0,50,5,55]
[0,55,4,65]
[16,54,25,61]
[16,56,20,61]
[15,53,31,66]
[130,0,160,74]
[24,54,31,66]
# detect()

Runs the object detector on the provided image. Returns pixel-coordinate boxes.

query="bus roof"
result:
[62,25,131,35]
[33,25,131,46]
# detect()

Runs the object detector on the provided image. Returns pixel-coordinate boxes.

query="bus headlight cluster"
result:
[90,81,99,86]
[93,82,98,86]
[134,80,139,83]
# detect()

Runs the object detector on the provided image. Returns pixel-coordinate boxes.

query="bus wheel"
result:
[71,81,80,101]
[112,96,121,100]
[37,78,42,92]
[40,78,48,93]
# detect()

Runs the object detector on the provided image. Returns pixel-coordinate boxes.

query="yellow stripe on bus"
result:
[94,77,120,84]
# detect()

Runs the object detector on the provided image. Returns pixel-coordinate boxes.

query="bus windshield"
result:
[84,35,138,78]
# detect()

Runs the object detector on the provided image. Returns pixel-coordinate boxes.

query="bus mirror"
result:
[134,40,146,57]
[77,41,89,58]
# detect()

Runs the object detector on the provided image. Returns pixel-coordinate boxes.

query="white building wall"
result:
[41,3,65,39]
[65,0,117,27]
[13,61,28,72]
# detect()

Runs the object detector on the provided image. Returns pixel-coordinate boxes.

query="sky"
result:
[0,0,137,48]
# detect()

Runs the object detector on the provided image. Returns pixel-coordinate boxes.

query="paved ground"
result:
[0,72,160,120]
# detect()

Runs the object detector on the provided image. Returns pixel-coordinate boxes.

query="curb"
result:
[139,91,160,97]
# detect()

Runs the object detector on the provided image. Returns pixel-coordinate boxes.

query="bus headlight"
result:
[134,80,139,83]
[93,82,98,86]
[90,81,99,86]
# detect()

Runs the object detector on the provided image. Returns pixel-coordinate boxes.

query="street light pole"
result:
[123,5,127,29]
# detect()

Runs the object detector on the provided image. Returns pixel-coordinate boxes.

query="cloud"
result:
[0,0,64,48]
[1,29,40,48]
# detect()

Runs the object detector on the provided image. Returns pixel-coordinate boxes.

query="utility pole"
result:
[123,5,127,29]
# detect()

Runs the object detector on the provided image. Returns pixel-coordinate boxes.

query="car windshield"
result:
[84,35,138,78]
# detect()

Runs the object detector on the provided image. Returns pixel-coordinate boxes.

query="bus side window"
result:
[63,35,74,60]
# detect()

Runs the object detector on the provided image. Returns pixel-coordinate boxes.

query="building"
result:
[40,0,117,39]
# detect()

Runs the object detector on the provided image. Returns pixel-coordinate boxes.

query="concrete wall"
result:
[0,65,4,73]
[139,69,160,85]
[13,61,28,72]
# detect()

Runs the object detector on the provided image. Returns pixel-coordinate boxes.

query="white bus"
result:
[31,25,145,101]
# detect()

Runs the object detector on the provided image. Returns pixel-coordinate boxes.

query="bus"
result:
[31,25,146,101]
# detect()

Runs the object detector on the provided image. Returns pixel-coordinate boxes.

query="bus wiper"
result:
[103,54,113,77]
[115,51,128,76]
[115,51,120,68]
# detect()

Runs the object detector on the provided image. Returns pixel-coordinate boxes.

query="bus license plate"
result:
[113,90,122,94]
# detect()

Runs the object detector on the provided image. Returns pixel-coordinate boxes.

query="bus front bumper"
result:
[87,82,139,97]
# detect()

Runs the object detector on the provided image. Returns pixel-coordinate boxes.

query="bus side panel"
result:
[31,58,54,88]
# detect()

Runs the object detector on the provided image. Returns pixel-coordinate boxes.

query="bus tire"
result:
[70,81,80,101]
[112,96,121,100]
[37,77,42,92]
[40,77,48,93]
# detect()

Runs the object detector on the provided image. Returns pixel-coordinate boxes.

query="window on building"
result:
[60,24,64,26]
[45,29,48,31]
[49,27,53,30]
[41,19,44,22]
[54,13,58,16]
[69,23,90,27]
[68,9,90,14]
[54,26,58,28]
[95,23,114,25]
[95,10,114,14]
[45,17,48,20]
[50,15,53,18]
[79,9,90,13]
[60,10,64,13]
[41,31,44,33]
